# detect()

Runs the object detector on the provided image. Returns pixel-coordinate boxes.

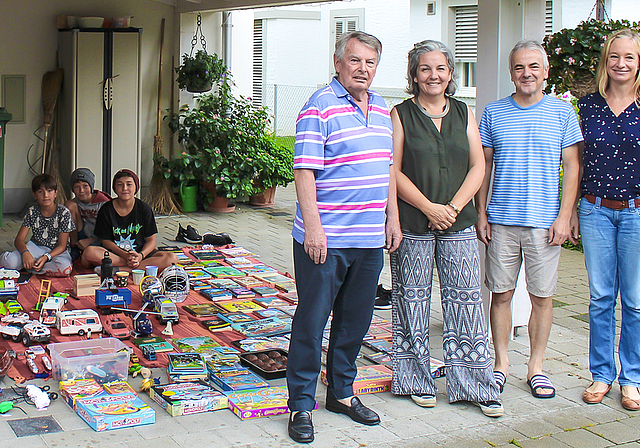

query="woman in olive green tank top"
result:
[389,40,503,417]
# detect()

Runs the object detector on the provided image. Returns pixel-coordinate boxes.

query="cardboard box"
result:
[59,378,105,409]
[76,393,155,431]
[321,365,392,395]
[150,381,228,416]
[73,274,101,297]
[227,386,290,420]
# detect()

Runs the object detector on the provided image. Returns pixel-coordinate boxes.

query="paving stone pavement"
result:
[0,184,638,447]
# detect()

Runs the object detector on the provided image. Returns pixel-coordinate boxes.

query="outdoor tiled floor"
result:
[0,184,638,447]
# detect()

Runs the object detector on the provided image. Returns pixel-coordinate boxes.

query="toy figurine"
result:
[135,367,153,393]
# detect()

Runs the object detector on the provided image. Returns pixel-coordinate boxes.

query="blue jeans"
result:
[579,197,640,387]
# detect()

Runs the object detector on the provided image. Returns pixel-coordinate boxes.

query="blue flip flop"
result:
[494,371,507,394]
[527,374,556,399]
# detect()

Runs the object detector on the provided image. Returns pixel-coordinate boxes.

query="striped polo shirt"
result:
[479,94,583,229]
[292,77,393,249]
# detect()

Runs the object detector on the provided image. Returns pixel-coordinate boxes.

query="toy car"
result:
[20,320,51,346]
[142,345,156,361]
[1,312,30,326]
[103,313,132,340]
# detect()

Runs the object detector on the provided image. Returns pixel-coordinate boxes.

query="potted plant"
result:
[249,138,294,207]
[160,68,293,211]
[543,19,640,98]
[175,50,226,93]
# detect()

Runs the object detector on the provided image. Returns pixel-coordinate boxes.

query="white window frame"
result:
[442,1,478,97]
[329,8,364,79]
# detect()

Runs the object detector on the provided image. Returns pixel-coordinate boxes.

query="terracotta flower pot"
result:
[249,186,276,208]
[201,182,236,213]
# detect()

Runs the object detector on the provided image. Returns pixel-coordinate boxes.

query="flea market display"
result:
[0,243,414,431]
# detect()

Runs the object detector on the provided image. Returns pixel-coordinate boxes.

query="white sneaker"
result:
[411,394,437,407]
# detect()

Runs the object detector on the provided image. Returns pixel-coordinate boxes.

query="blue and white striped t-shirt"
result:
[292,78,393,249]
[479,94,583,229]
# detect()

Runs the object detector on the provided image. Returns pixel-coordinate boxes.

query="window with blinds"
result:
[545,1,553,35]
[334,17,359,43]
[454,5,478,61]
[252,19,263,106]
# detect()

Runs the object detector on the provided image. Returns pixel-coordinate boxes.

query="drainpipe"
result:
[222,11,232,69]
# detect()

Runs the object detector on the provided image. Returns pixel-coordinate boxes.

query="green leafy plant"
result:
[158,70,293,203]
[175,50,226,92]
[543,19,640,98]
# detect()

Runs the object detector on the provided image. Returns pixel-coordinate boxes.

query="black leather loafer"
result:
[288,411,314,443]
[325,395,380,425]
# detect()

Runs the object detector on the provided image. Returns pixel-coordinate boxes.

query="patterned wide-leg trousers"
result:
[390,227,499,402]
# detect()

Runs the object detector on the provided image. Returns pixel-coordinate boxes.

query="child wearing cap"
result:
[82,169,178,273]
[0,174,75,276]
[64,168,111,260]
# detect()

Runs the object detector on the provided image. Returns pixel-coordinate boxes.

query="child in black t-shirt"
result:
[0,174,76,276]
[82,169,177,273]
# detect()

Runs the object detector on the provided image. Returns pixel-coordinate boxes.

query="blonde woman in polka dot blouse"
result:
[577,29,640,411]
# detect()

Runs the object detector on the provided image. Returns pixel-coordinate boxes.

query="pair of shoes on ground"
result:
[288,396,380,443]
[374,284,392,310]
[411,393,503,417]
[175,224,234,245]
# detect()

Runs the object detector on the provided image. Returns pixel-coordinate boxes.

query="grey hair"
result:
[334,31,382,63]
[509,39,549,72]
[405,40,457,96]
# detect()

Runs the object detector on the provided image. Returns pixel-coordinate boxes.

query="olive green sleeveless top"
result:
[395,96,477,233]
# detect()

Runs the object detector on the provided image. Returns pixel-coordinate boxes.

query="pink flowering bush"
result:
[543,19,640,98]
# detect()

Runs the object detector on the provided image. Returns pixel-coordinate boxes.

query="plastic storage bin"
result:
[48,338,129,382]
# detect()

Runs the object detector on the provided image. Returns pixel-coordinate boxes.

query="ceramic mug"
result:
[115,271,129,288]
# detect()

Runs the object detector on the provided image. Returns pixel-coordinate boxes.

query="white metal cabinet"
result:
[58,28,141,195]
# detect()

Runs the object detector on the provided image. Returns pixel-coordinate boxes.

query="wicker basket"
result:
[78,17,105,28]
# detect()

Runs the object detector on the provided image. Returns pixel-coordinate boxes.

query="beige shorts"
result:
[485,224,561,297]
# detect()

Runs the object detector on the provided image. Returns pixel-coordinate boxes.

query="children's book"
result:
[171,337,222,360]
[233,276,265,289]
[276,305,298,317]
[254,308,292,321]
[208,367,269,392]
[167,353,208,374]
[363,339,393,354]
[229,286,255,299]
[150,381,228,416]
[187,270,212,281]
[233,336,290,352]
[217,247,255,258]
[132,336,174,353]
[274,281,297,293]
[204,266,246,278]
[189,279,213,290]
[251,286,280,297]
[253,272,293,284]
[208,278,239,289]
[239,265,276,275]
[216,299,265,313]
[200,316,231,331]
[189,249,225,260]
[199,287,233,301]
[231,317,291,338]
[182,303,223,317]
[254,296,292,308]
[226,257,258,268]
[217,312,256,324]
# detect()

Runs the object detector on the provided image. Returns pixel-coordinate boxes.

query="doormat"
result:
[8,415,63,437]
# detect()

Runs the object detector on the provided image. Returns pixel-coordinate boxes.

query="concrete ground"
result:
[0,184,638,447]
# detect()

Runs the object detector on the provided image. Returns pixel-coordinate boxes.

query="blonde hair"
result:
[596,29,640,99]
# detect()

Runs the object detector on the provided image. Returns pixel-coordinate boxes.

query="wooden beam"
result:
[177,0,337,13]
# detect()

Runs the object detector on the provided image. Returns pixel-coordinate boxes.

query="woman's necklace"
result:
[415,97,450,119]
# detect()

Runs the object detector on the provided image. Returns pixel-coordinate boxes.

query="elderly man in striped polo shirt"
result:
[286,31,402,443]
[475,40,583,401]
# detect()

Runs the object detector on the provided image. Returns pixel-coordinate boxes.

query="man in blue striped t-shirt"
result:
[476,40,583,400]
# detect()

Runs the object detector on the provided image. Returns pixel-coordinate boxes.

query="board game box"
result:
[321,365,392,395]
[208,367,269,392]
[75,393,155,431]
[150,381,228,416]
[59,378,105,409]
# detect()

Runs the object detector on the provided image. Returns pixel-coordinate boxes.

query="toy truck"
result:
[145,294,179,325]
[40,294,68,326]
[0,313,51,346]
[95,288,131,314]
[56,309,102,336]
[0,279,19,301]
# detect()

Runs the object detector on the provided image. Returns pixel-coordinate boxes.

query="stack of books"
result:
[167,353,208,382]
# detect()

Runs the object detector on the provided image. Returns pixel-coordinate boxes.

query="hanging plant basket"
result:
[186,80,213,94]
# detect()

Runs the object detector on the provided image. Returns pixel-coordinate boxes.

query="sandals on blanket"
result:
[527,374,556,399]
